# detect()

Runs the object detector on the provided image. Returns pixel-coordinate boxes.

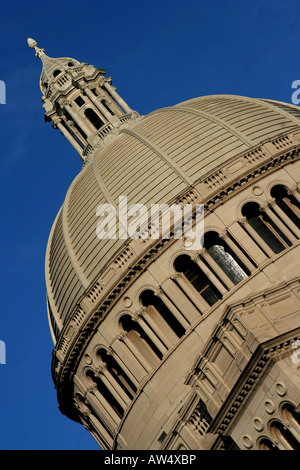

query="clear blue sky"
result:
[0,0,300,450]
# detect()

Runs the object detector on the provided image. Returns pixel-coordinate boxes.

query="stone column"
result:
[134,312,168,356]
[171,272,209,313]
[262,202,297,244]
[219,230,256,273]
[63,101,92,136]
[55,118,84,155]
[83,86,119,125]
[95,364,130,407]
[117,332,153,373]
[268,197,300,238]
[199,248,234,290]
[139,306,173,349]
[239,217,274,257]
[107,347,139,389]
[192,253,227,295]
[103,80,132,114]
[86,383,119,426]
[154,289,190,330]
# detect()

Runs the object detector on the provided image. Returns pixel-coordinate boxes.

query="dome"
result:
[45,93,300,341]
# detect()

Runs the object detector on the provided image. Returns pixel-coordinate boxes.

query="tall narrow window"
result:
[86,370,124,418]
[271,185,300,229]
[174,254,222,306]
[242,202,287,254]
[74,96,85,107]
[270,420,300,450]
[204,231,249,285]
[258,437,279,450]
[97,348,137,399]
[84,108,105,130]
[140,290,185,339]
[120,314,163,362]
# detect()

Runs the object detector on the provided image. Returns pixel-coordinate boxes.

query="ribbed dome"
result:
[45,94,300,339]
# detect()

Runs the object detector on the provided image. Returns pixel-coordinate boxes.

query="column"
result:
[103,80,132,114]
[192,253,227,295]
[107,347,139,389]
[239,217,274,257]
[86,384,119,426]
[117,332,153,373]
[84,87,119,125]
[55,119,84,155]
[269,198,300,238]
[96,365,130,407]
[112,336,148,381]
[140,306,173,349]
[171,272,209,313]
[64,101,92,136]
[134,312,168,356]
[200,248,235,290]
[220,230,256,273]
[154,289,190,330]
[262,202,297,244]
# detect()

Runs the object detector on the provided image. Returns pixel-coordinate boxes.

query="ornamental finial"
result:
[27,38,45,57]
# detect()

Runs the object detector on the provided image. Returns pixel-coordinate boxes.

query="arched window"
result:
[271,185,300,230]
[86,370,124,419]
[84,108,105,130]
[257,437,279,450]
[140,290,185,339]
[97,348,137,400]
[53,69,62,77]
[242,202,289,254]
[204,231,249,285]
[174,254,222,306]
[269,420,300,450]
[120,314,163,365]
[281,402,300,430]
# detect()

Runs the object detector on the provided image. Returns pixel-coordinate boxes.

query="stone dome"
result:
[45,93,300,341]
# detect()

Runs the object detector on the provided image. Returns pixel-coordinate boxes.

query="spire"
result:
[28,38,139,163]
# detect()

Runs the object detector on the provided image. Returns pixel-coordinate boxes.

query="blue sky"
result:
[0,0,300,450]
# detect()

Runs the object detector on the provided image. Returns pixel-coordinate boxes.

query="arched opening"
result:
[97,348,137,399]
[281,402,300,430]
[120,314,163,365]
[258,437,279,450]
[271,185,300,230]
[174,254,222,306]
[53,69,62,78]
[86,370,124,419]
[270,420,300,450]
[84,108,105,130]
[204,231,249,285]
[242,202,288,254]
[140,290,185,339]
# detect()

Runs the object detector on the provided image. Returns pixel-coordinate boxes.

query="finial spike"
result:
[27,38,37,49]
[27,38,45,57]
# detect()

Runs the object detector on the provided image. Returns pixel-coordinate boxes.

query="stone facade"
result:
[29,39,300,450]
